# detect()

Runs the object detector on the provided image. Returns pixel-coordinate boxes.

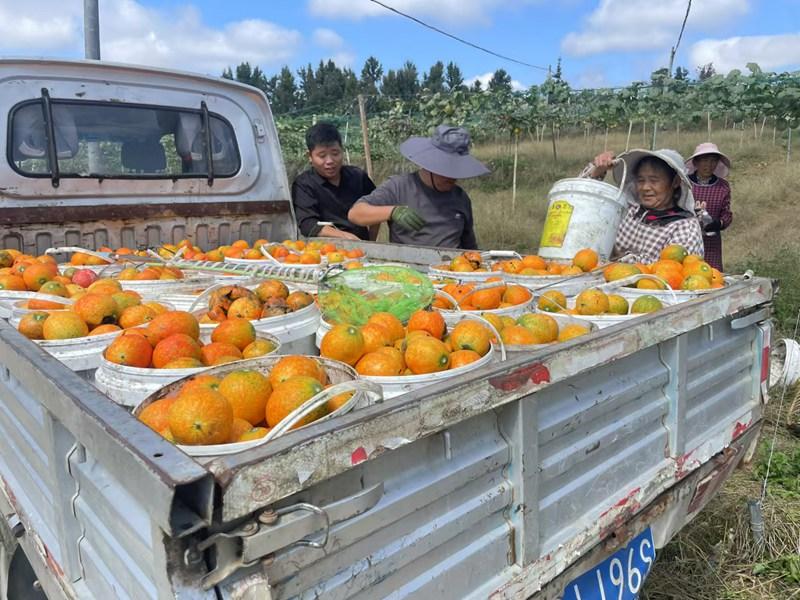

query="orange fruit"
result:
[516,313,559,343]
[355,351,404,376]
[404,337,450,374]
[180,374,222,395]
[682,254,703,266]
[242,339,277,359]
[360,323,393,354]
[479,312,505,335]
[21,263,53,291]
[407,309,446,340]
[373,346,406,370]
[42,311,89,340]
[232,240,249,249]
[285,291,314,312]
[467,286,503,310]
[104,331,153,367]
[255,280,289,302]
[119,305,157,329]
[73,293,118,327]
[162,357,204,369]
[228,418,254,442]
[537,290,567,313]
[269,356,328,387]
[502,285,532,306]
[138,397,176,432]
[211,318,256,351]
[636,278,666,290]
[448,349,483,368]
[265,376,326,428]
[521,255,547,270]
[631,295,664,314]
[227,297,263,320]
[200,342,243,365]
[683,260,714,283]
[367,312,406,343]
[169,388,233,445]
[152,333,203,369]
[575,288,610,316]
[546,263,565,275]
[500,325,539,346]
[146,311,200,345]
[88,324,122,336]
[17,311,49,339]
[572,248,599,272]
[603,263,642,282]
[239,427,270,442]
[219,370,273,425]
[28,281,69,309]
[652,267,684,290]
[607,295,629,315]
[449,321,492,356]
[681,275,712,291]
[320,324,365,366]
[111,290,142,313]
[88,278,122,293]
[711,268,724,287]
[660,244,688,263]
[0,274,26,291]
[557,324,591,342]
[143,301,170,316]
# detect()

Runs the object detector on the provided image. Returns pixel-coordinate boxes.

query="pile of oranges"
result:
[477,311,591,346]
[319,310,493,376]
[205,238,366,266]
[115,265,185,281]
[200,282,314,323]
[1,251,68,294]
[103,310,275,370]
[432,279,532,311]
[433,248,600,277]
[603,245,724,291]
[138,355,348,446]
[535,289,663,317]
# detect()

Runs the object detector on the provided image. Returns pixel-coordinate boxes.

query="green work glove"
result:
[390,206,426,232]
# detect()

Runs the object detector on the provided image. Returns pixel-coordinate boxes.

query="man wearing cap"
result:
[686,142,733,271]
[348,125,489,249]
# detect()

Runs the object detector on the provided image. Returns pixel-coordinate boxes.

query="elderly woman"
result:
[586,148,704,264]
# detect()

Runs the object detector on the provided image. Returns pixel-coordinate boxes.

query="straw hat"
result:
[612,148,695,213]
[400,125,490,179]
[685,142,731,178]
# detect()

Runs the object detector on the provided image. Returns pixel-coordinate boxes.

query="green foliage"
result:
[753,554,800,585]
[754,444,800,497]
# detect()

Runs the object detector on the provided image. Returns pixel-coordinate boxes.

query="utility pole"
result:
[84,0,101,60]
[668,0,692,77]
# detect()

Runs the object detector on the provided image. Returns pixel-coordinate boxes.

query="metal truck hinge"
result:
[730,307,771,330]
[196,482,384,589]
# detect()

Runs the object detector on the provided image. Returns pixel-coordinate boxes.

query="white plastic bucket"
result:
[534,294,678,329]
[596,273,726,302]
[770,338,800,388]
[119,274,215,300]
[503,313,600,352]
[33,329,129,372]
[132,356,382,457]
[503,271,605,296]
[538,175,629,263]
[94,332,281,408]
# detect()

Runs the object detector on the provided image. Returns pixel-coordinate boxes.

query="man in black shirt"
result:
[291,123,377,240]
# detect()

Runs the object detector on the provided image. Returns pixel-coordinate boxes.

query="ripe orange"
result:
[138,397,176,432]
[211,318,256,351]
[28,281,69,309]
[500,325,539,345]
[285,291,314,312]
[146,311,200,345]
[360,322,393,353]
[0,274,26,291]
[219,370,273,425]
[683,260,714,283]
[269,355,328,387]
[111,290,142,313]
[320,324,365,366]
[521,255,547,270]
[407,309,446,340]
[572,248,599,272]
[73,293,118,327]
[169,388,233,445]
[88,324,122,336]
[468,286,503,310]
[104,332,153,367]
[239,427,270,442]
[152,334,203,369]
[682,254,703,267]
[18,311,49,339]
[557,324,591,342]
[355,351,404,376]
[711,268,725,288]
[537,290,567,313]
[228,417,254,442]
[516,313,559,343]
[42,311,89,340]
[242,339,277,359]
[119,305,156,329]
[404,337,450,374]
[652,267,684,290]
[180,374,222,395]
[449,321,492,356]
[636,278,666,290]
[448,349,482,368]
[575,288,610,315]
[265,376,326,428]
[681,275,712,291]
[607,295,629,315]
[660,244,688,263]
[502,285,532,306]
[603,263,642,283]
[631,295,664,314]
[373,346,406,371]
[21,263,53,291]
[162,357,204,369]
[366,313,406,343]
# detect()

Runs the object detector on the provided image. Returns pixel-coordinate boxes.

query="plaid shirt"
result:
[691,176,732,271]
[614,205,705,264]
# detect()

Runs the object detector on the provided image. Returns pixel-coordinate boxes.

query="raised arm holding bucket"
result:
[581,148,704,265]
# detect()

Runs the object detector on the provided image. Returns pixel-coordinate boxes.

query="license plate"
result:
[562,527,656,600]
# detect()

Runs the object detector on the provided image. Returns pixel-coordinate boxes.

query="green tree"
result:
[445,62,465,92]
[471,79,483,93]
[488,69,513,94]
[697,63,716,81]
[221,67,233,80]
[422,61,446,93]
[271,66,298,114]
[382,61,419,98]
[360,56,383,96]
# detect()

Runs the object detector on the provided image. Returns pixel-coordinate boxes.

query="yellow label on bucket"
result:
[540,200,574,248]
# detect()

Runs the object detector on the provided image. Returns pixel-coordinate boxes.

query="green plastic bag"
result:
[318,266,434,326]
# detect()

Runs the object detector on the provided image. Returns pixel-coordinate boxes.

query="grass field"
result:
[358,127,800,599]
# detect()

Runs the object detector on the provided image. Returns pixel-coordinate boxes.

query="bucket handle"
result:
[12,292,75,306]
[481,250,522,260]
[597,274,679,304]
[45,246,114,264]
[611,157,629,204]
[260,380,385,445]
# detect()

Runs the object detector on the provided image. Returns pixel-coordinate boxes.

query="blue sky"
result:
[1,0,798,89]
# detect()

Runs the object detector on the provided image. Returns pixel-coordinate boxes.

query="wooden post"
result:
[760,116,767,139]
[512,131,519,213]
[604,125,609,151]
[550,121,558,163]
[651,120,658,150]
[625,120,633,151]
[642,120,646,146]
[788,126,793,164]
[707,111,712,140]
[343,119,351,165]
[357,95,373,180]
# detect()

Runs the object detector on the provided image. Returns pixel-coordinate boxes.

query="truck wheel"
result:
[4,547,47,600]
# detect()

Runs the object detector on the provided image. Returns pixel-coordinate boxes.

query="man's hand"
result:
[390,206,426,232]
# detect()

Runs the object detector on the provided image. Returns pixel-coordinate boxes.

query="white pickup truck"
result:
[0,59,775,600]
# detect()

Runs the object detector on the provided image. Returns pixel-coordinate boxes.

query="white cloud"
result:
[0,0,303,76]
[465,72,527,92]
[308,0,533,26]
[562,0,749,57]
[690,33,800,73]
[312,28,345,49]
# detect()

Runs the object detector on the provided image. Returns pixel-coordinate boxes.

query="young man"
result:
[291,123,377,240]
[348,125,489,249]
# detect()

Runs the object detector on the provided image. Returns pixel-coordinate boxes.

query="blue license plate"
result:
[562,527,656,600]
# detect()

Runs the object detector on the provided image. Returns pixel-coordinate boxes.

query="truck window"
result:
[8,99,240,180]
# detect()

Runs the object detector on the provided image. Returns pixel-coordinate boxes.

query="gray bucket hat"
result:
[612,148,695,213]
[400,125,490,179]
